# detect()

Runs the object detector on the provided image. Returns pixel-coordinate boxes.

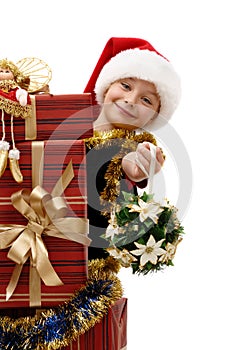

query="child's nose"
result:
[124,93,138,105]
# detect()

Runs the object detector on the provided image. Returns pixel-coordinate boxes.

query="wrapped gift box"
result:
[4,93,93,141]
[0,139,89,308]
[63,298,127,350]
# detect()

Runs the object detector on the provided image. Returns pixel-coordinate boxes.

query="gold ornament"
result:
[9,157,23,183]
[0,148,8,177]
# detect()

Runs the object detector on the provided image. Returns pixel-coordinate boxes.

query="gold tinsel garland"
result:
[85,128,157,208]
[0,257,122,350]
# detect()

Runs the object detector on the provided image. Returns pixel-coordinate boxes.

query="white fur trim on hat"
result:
[95,48,181,130]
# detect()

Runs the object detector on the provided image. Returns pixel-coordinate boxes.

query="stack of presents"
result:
[0,59,127,349]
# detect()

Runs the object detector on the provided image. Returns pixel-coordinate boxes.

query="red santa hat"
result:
[84,37,181,130]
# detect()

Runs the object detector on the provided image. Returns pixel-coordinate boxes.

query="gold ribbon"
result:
[25,95,37,140]
[0,141,90,306]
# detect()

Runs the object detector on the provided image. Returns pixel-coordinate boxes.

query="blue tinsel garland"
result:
[0,258,122,350]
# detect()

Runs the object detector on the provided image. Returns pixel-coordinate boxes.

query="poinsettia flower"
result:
[159,238,183,263]
[128,198,163,223]
[105,223,119,240]
[131,235,166,267]
[106,246,137,267]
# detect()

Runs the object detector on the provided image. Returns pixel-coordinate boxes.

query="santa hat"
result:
[84,37,181,130]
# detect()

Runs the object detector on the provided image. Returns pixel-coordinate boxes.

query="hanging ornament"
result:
[0,57,52,183]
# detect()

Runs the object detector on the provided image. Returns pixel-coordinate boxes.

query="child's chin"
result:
[113,122,137,131]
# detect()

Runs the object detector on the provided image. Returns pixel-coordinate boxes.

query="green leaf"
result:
[140,191,148,202]
[144,219,155,228]
[122,191,136,202]
[137,236,147,245]
[131,262,139,274]
[149,225,165,241]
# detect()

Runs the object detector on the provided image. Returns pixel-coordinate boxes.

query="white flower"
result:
[105,223,119,240]
[159,238,182,264]
[107,246,137,267]
[128,198,163,223]
[131,235,166,267]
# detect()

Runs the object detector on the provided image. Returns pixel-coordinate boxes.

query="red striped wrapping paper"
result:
[63,298,128,350]
[0,140,89,308]
[4,93,93,141]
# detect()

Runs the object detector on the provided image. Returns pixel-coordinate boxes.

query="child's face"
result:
[102,78,160,130]
[0,67,14,81]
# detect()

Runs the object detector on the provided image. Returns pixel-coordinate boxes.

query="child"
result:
[83,37,181,259]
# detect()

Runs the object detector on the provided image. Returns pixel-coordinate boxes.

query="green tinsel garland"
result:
[0,257,122,350]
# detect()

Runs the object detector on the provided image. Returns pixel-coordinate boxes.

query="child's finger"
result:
[135,147,149,177]
[156,147,165,166]
[135,144,151,177]
[136,143,164,175]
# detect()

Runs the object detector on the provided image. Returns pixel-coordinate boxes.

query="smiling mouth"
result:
[114,102,136,119]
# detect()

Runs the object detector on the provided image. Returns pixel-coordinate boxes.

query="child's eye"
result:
[142,97,152,105]
[120,81,131,90]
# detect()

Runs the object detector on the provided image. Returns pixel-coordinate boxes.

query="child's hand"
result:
[122,142,165,182]
[16,88,28,106]
[135,142,165,177]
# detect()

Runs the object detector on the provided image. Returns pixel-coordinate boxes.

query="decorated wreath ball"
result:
[104,191,185,274]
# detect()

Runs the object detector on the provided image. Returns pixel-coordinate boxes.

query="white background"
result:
[2,1,234,349]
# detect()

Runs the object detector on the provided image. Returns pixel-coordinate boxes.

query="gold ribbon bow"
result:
[0,141,90,306]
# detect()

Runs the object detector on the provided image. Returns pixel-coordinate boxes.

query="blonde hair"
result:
[0,58,30,90]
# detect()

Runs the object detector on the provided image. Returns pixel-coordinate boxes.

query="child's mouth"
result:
[114,102,136,119]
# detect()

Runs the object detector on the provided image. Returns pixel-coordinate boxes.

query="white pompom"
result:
[9,148,20,160]
[0,140,10,151]
[16,88,28,106]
